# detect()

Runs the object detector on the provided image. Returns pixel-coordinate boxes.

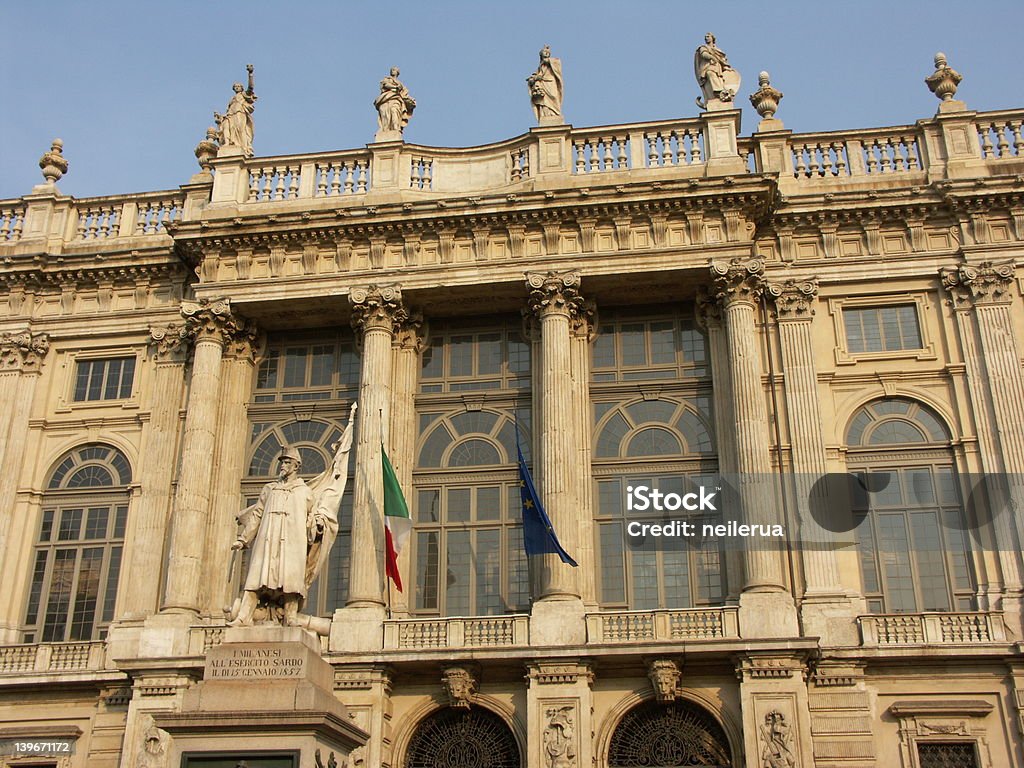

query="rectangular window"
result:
[73,357,136,401]
[917,742,979,768]
[253,334,359,403]
[843,305,922,353]
[591,310,708,383]
[418,319,530,393]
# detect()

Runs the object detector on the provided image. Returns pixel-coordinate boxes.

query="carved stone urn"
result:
[749,71,783,119]
[925,52,962,102]
[38,138,68,184]
[194,127,220,172]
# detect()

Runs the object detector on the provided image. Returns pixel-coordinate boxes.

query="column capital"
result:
[149,323,191,363]
[765,277,819,321]
[392,311,427,352]
[570,299,598,341]
[349,284,407,334]
[695,286,724,330]
[0,329,49,373]
[525,270,584,320]
[710,258,765,307]
[180,298,251,345]
[942,261,1016,308]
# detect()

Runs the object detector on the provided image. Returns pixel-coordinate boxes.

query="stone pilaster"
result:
[696,289,744,601]
[162,298,250,615]
[332,285,405,651]
[526,660,594,768]
[807,661,876,767]
[711,259,797,636]
[117,325,190,619]
[202,325,261,615]
[766,279,856,645]
[334,665,394,768]
[736,653,815,768]
[0,329,49,641]
[389,313,425,617]
[571,302,598,609]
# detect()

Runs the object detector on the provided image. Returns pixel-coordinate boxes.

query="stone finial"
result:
[749,71,783,120]
[925,52,963,103]
[195,127,220,172]
[440,665,477,709]
[38,138,68,184]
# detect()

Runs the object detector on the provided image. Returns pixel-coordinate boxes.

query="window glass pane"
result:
[695,539,724,604]
[661,550,691,608]
[58,509,83,541]
[596,412,630,458]
[24,551,48,625]
[256,351,279,389]
[84,508,109,539]
[626,427,682,457]
[69,547,103,640]
[338,345,360,389]
[86,360,104,400]
[877,514,916,612]
[421,343,443,379]
[43,550,77,641]
[474,529,502,615]
[911,511,950,611]
[449,336,474,377]
[598,480,622,518]
[283,348,307,388]
[309,345,335,387]
[620,324,647,367]
[629,550,659,609]
[103,358,124,399]
[476,486,501,521]
[103,546,122,621]
[508,339,530,374]
[507,526,529,609]
[418,489,440,523]
[447,488,471,523]
[74,363,91,401]
[625,400,678,426]
[649,322,676,364]
[592,329,615,368]
[477,334,501,375]
[869,420,926,445]
[415,532,439,610]
[448,439,501,467]
[599,523,626,604]
[445,531,472,615]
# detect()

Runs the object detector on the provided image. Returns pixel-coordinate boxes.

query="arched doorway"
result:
[607,699,733,767]
[405,705,521,768]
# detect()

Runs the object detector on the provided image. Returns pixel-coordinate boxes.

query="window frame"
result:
[828,293,936,365]
[59,348,142,411]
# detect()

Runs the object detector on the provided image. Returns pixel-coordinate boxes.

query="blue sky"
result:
[1,0,1020,198]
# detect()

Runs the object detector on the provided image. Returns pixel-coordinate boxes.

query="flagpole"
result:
[380,407,393,620]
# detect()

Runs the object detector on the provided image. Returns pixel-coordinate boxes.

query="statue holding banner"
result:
[227,402,357,630]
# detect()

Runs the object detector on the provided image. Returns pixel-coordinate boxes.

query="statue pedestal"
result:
[157,626,367,766]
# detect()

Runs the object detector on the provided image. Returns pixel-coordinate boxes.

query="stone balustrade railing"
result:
[0,641,106,675]
[383,614,529,650]
[857,611,1009,646]
[586,607,740,644]
[3,109,1021,252]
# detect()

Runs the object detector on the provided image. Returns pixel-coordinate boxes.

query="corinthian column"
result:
[162,299,250,614]
[943,263,1024,603]
[524,271,584,596]
[0,330,49,641]
[571,302,598,608]
[711,259,797,636]
[118,325,190,619]
[347,285,406,609]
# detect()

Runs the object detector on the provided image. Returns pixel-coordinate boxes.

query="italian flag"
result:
[382,446,411,592]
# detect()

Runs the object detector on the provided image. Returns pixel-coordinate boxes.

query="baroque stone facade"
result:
[0,51,1023,768]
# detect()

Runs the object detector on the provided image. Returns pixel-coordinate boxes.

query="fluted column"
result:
[389,312,425,617]
[0,330,49,641]
[712,259,787,592]
[118,326,189,619]
[696,290,744,601]
[943,263,1024,594]
[162,298,249,614]
[347,285,406,608]
[571,302,598,608]
[202,325,261,615]
[766,279,842,594]
[526,271,583,601]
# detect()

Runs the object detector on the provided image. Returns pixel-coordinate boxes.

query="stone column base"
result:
[530,597,586,646]
[330,604,386,652]
[800,593,859,647]
[739,590,799,638]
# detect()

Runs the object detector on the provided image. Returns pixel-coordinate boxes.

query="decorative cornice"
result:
[0,329,50,372]
[349,284,407,335]
[766,277,819,320]
[735,652,808,682]
[525,660,594,686]
[941,261,1016,307]
[525,270,584,321]
[710,258,765,308]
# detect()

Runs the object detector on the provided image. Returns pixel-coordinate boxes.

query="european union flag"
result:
[516,439,578,566]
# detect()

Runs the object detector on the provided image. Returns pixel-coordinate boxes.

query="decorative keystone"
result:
[39,139,68,184]
[646,659,682,703]
[440,665,477,709]
[749,71,783,120]
[925,52,963,103]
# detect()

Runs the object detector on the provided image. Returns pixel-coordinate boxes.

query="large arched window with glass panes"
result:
[845,397,976,613]
[24,444,132,642]
[412,317,530,617]
[245,329,359,615]
[590,306,726,610]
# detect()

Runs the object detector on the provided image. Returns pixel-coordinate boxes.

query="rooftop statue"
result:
[374,67,416,141]
[227,402,356,629]
[527,45,564,124]
[694,33,740,110]
[214,64,257,157]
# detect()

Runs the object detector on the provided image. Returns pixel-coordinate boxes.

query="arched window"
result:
[25,444,132,642]
[608,699,732,767]
[412,408,529,616]
[245,418,352,615]
[404,706,521,768]
[593,394,725,610]
[846,398,975,613]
